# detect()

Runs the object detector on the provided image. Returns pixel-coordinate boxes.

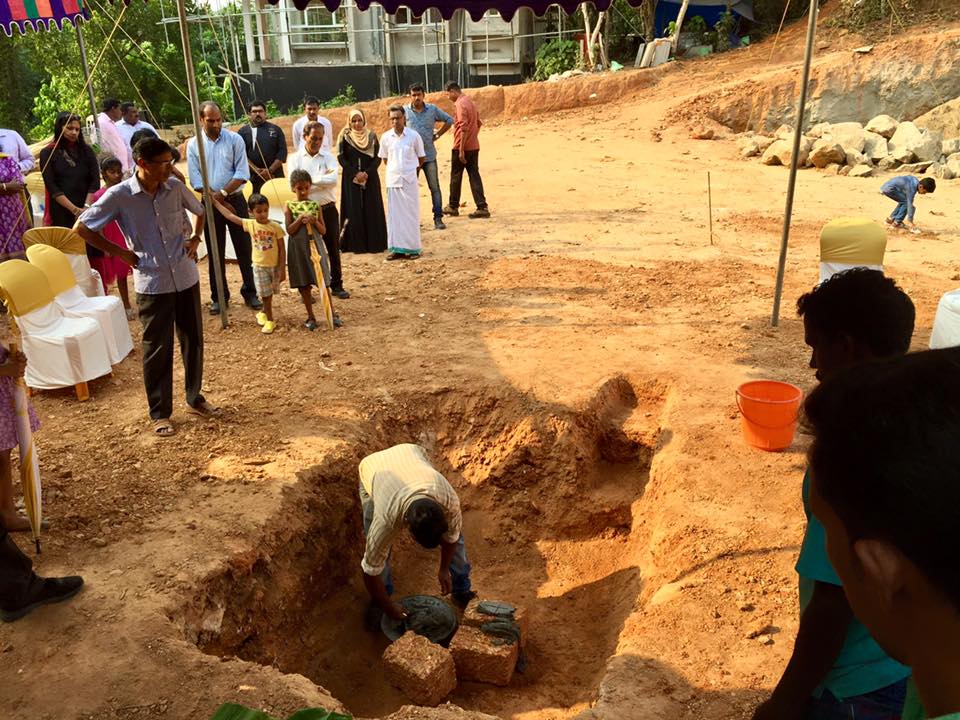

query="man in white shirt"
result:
[290,96,333,153]
[0,128,34,175]
[379,105,425,260]
[115,102,157,149]
[97,99,132,174]
[288,121,348,297]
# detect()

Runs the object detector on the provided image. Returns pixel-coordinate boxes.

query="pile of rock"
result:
[740,114,960,180]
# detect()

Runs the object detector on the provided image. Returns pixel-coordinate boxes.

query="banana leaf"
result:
[210,703,352,720]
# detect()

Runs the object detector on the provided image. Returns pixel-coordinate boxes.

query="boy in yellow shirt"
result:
[213,194,285,333]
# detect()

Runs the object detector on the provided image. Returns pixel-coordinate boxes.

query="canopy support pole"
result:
[771,0,818,328]
[176,0,229,329]
[76,24,100,133]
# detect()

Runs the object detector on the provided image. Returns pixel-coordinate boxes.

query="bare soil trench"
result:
[174,377,664,719]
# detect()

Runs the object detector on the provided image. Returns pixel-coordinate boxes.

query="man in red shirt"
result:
[442,82,490,219]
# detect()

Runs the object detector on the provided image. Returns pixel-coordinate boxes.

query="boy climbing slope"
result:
[752,269,917,720]
[881,176,935,233]
[806,348,960,720]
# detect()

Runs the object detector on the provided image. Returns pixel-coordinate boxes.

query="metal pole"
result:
[422,21,429,91]
[485,17,490,86]
[771,0,818,328]
[75,25,100,133]
[175,0,229,329]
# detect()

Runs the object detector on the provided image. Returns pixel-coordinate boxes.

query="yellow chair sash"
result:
[25,244,78,296]
[820,217,887,266]
[23,226,87,255]
[0,259,56,317]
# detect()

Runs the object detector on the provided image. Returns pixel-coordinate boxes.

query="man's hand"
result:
[186,235,201,261]
[212,190,226,203]
[438,568,452,595]
[459,150,466,164]
[120,248,139,268]
[259,168,271,181]
[384,601,408,622]
[751,697,803,720]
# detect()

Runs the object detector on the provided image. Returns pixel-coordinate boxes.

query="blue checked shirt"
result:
[187,128,250,194]
[79,175,204,295]
[404,103,454,162]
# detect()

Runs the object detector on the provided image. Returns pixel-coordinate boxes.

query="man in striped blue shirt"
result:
[187,101,261,314]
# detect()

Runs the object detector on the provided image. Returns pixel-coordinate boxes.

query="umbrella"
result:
[8,342,41,554]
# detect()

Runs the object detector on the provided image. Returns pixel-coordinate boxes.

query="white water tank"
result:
[930,289,960,349]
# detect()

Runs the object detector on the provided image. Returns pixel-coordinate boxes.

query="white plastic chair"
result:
[23,226,105,298]
[26,244,133,365]
[0,260,112,400]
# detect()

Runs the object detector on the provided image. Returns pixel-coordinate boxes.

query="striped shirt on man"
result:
[359,444,461,576]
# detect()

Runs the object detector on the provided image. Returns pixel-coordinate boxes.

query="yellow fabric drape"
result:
[820,217,887,266]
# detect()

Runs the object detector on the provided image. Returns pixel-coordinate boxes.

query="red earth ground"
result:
[2,10,959,720]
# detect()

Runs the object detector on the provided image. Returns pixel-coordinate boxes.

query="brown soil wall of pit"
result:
[171,375,667,719]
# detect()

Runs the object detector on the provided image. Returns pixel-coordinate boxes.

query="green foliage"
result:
[534,38,581,80]
[713,10,737,52]
[320,85,358,109]
[265,99,282,117]
[0,0,247,142]
[209,703,352,720]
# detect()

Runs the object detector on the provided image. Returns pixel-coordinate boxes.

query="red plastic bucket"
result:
[735,380,803,451]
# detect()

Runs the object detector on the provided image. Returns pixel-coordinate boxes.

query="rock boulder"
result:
[863,132,889,162]
[761,137,812,167]
[849,164,875,178]
[946,152,960,178]
[865,114,899,139]
[889,122,942,163]
[824,122,867,153]
[899,161,934,174]
[810,141,847,168]
[943,138,960,157]
[878,156,902,172]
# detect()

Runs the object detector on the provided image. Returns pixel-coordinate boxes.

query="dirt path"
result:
[2,20,959,720]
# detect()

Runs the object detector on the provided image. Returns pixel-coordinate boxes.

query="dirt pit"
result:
[173,376,666,719]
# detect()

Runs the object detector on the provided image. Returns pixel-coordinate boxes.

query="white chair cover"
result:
[56,286,133,365]
[15,302,112,390]
[65,254,106,297]
[818,262,884,284]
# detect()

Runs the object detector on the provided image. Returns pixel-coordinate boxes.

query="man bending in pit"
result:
[359,443,474,623]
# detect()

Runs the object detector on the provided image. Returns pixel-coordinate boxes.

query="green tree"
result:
[7,0,244,142]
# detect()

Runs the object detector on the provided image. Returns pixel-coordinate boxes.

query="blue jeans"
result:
[360,483,472,596]
[419,160,444,220]
[805,678,908,720]
[883,188,910,223]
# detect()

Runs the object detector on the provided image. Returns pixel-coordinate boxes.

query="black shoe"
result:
[304,319,318,331]
[333,315,344,328]
[442,205,460,217]
[404,253,421,260]
[1,575,84,622]
[245,297,263,310]
[386,252,404,261]
[209,302,220,315]
[451,590,477,609]
[434,219,447,230]
[469,208,491,219]
[332,288,351,299]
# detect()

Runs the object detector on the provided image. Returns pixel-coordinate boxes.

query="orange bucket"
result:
[735,380,803,451]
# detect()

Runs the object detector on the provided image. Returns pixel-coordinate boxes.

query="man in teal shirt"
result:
[805,348,960,720]
[752,268,916,720]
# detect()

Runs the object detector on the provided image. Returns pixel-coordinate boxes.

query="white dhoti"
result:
[386,179,421,255]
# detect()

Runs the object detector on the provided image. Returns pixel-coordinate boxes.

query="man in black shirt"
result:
[237,99,287,193]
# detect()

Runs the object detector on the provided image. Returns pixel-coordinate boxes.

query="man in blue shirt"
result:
[187,101,261,315]
[881,175,935,233]
[752,268,916,720]
[404,84,453,230]
[75,136,219,437]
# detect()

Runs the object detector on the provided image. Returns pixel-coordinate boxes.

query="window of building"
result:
[293,6,347,44]
[392,6,440,25]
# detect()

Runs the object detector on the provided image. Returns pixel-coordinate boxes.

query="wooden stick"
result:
[708,171,714,246]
